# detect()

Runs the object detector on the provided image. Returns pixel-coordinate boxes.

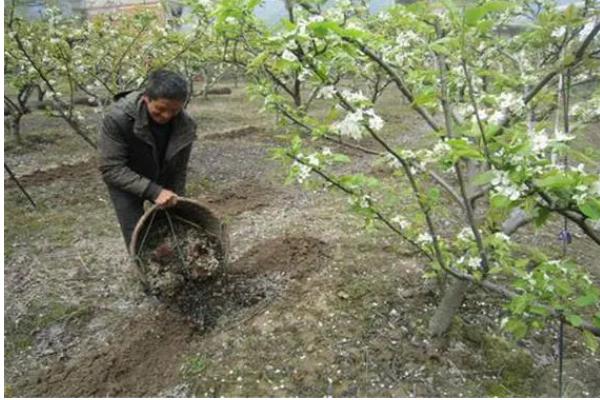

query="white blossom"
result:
[573,184,589,204]
[391,215,411,230]
[494,232,511,242]
[364,109,384,131]
[530,129,549,153]
[298,68,311,82]
[489,110,505,125]
[395,31,418,48]
[498,92,524,112]
[341,89,367,104]
[433,141,451,156]
[225,16,237,25]
[359,195,371,209]
[334,110,364,140]
[551,26,566,38]
[467,257,482,269]
[553,130,575,142]
[295,163,312,184]
[322,147,332,156]
[281,49,297,62]
[416,233,433,244]
[457,227,474,242]
[491,171,523,200]
[318,86,336,99]
[383,153,401,169]
[590,180,600,196]
[306,154,320,167]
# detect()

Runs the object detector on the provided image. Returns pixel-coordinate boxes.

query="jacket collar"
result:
[123,91,196,162]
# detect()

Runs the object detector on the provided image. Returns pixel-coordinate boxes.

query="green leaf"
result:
[566,314,583,327]
[427,187,441,203]
[472,170,497,186]
[464,1,512,27]
[579,198,600,220]
[430,42,451,56]
[533,207,551,227]
[511,295,531,314]
[447,138,484,161]
[309,21,341,38]
[490,194,512,210]
[505,318,528,339]
[530,305,550,317]
[412,88,437,107]
[332,154,350,163]
[575,292,599,308]
[535,173,575,190]
[583,330,598,353]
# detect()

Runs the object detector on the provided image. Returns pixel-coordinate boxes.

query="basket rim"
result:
[128,197,220,257]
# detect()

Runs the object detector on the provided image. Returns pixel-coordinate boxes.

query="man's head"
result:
[143,70,188,125]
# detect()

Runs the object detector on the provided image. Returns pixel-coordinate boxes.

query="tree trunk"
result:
[428,278,469,336]
[428,207,531,336]
[11,113,23,144]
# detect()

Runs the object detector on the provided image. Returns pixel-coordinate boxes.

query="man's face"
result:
[143,95,185,125]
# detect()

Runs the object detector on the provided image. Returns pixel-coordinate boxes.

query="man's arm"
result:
[168,145,193,197]
[98,115,160,200]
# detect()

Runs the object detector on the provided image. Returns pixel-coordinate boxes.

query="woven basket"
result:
[129,198,228,289]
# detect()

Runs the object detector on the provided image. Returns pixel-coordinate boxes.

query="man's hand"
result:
[154,189,178,208]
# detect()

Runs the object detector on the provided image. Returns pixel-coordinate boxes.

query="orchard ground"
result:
[4,82,600,397]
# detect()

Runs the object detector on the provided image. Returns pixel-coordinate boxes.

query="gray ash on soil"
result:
[135,212,288,331]
[169,272,286,331]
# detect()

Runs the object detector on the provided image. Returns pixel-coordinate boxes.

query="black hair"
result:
[144,69,188,102]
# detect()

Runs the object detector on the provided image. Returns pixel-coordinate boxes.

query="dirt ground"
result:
[4,84,600,397]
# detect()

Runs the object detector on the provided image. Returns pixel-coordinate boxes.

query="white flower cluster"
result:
[395,31,419,49]
[416,232,433,244]
[318,85,336,99]
[529,128,549,153]
[391,215,411,230]
[456,254,482,270]
[334,110,364,140]
[551,26,566,39]
[341,89,368,104]
[573,184,590,204]
[491,170,526,201]
[497,92,525,113]
[293,157,312,184]
[457,227,475,242]
[572,97,600,122]
[333,108,384,140]
[383,152,401,169]
[281,49,297,62]
[494,232,511,242]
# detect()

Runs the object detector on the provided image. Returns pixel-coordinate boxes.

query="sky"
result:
[16,0,581,21]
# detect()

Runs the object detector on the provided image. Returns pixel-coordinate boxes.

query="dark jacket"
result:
[98,91,197,200]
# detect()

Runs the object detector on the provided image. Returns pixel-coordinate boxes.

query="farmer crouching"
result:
[99,69,197,249]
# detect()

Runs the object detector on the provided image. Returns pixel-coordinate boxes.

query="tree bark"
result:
[428,278,470,336]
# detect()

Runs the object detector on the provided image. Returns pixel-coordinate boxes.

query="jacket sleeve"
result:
[165,144,193,196]
[98,114,162,200]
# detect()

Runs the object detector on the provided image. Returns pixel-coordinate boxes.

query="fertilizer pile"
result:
[135,214,223,299]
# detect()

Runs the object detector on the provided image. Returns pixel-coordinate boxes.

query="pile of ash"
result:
[135,215,224,299]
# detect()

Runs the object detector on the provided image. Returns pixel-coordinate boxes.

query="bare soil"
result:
[4,84,600,398]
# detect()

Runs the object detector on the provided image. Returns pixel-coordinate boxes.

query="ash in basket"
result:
[130,200,228,299]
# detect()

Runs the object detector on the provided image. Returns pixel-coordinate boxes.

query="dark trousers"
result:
[107,186,145,251]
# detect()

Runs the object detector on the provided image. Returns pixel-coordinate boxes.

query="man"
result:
[99,69,197,249]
